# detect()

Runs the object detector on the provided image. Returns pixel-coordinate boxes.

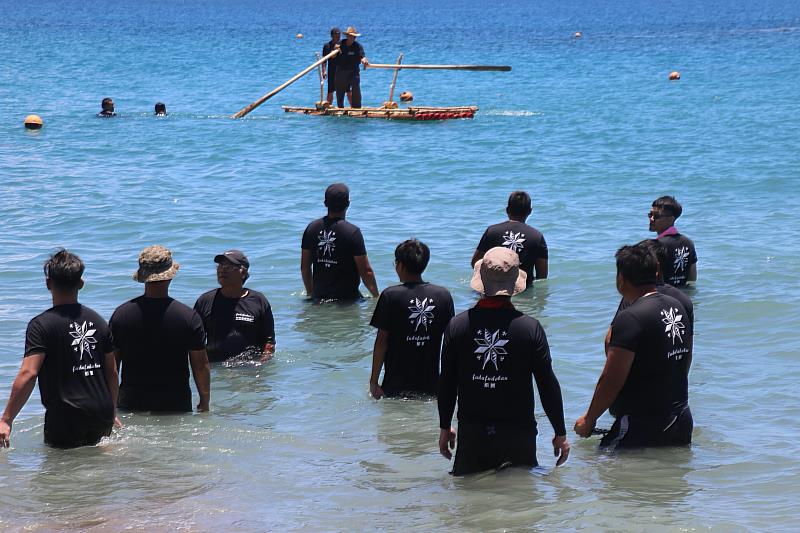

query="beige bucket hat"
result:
[133,245,180,283]
[344,26,361,37]
[470,247,527,296]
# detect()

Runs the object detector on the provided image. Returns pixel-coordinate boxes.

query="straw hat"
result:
[133,245,180,283]
[344,26,361,37]
[470,247,527,296]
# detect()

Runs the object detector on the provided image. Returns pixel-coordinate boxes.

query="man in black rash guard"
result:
[322,27,348,106]
[97,97,115,117]
[605,239,694,354]
[438,247,570,476]
[194,249,275,363]
[0,250,120,449]
[576,245,694,449]
[472,191,548,287]
[649,195,697,287]
[110,246,211,413]
[334,26,368,108]
[369,239,455,398]
[301,183,379,301]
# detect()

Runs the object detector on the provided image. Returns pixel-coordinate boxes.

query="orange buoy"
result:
[669,71,681,80]
[399,91,414,102]
[296,33,304,39]
[24,114,43,130]
[574,32,582,38]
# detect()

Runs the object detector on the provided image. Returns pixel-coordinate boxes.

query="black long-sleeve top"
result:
[438,306,566,436]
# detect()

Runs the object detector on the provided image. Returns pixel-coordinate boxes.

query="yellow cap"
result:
[24,114,43,129]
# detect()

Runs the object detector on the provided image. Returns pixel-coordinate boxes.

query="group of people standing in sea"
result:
[0,183,698,477]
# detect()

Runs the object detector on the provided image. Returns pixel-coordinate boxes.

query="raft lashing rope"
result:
[413,111,475,120]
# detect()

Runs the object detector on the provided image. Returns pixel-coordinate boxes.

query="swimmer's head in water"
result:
[101,97,114,112]
[155,102,167,115]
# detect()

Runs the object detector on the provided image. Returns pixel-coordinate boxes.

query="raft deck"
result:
[282,105,478,120]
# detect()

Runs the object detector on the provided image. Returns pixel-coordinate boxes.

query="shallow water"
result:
[1,0,799,531]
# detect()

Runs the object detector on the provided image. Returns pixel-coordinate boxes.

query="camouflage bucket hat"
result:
[133,245,180,283]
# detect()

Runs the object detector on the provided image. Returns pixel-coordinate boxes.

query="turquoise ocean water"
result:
[1,0,799,530]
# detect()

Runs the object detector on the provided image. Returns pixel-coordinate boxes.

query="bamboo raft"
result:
[282,105,478,121]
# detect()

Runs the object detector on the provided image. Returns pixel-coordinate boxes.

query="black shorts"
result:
[327,73,336,94]
[452,421,538,476]
[600,407,693,450]
[44,408,112,449]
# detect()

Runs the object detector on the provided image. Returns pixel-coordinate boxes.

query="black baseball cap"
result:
[331,27,341,36]
[214,249,249,268]
[324,183,350,209]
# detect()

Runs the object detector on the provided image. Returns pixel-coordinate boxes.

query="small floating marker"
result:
[399,91,414,102]
[381,101,398,109]
[296,33,304,39]
[669,71,681,80]
[573,32,582,38]
[24,114,43,130]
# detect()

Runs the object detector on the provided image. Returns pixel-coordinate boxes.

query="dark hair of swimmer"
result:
[155,102,167,115]
[101,98,114,111]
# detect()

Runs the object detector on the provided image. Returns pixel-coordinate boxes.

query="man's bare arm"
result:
[687,263,697,283]
[354,255,379,297]
[534,258,548,280]
[0,354,45,447]
[189,349,211,412]
[369,330,389,399]
[574,346,634,437]
[470,248,484,268]
[301,249,314,297]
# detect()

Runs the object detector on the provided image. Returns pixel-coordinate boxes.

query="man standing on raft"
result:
[334,26,369,108]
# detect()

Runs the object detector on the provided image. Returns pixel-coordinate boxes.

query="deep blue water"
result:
[1,1,799,530]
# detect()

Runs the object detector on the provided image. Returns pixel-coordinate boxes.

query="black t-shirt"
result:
[614,282,694,327]
[336,40,365,73]
[193,288,275,362]
[110,296,205,412]
[477,221,548,283]
[438,307,566,435]
[609,293,692,418]
[24,304,115,423]
[370,282,455,396]
[301,216,367,300]
[658,232,697,287]
[322,39,339,73]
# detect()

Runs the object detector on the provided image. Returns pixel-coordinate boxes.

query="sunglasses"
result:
[648,211,666,220]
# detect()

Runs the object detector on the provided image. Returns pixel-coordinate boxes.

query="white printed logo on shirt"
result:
[673,246,690,273]
[69,321,97,361]
[318,229,337,257]
[661,307,686,345]
[502,231,526,253]
[474,329,509,371]
[408,298,435,332]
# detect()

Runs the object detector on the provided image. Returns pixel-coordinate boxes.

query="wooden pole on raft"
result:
[366,64,511,71]
[388,53,404,103]
[231,49,340,119]
[315,52,324,104]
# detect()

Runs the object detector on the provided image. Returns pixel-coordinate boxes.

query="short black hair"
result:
[615,244,657,286]
[44,249,84,290]
[636,239,667,271]
[507,191,532,217]
[154,102,166,113]
[101,97,113,108]
[651,196,682,219]
[331,27,341,36]
[395,239,430,275]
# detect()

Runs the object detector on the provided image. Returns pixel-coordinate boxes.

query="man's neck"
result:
[622,284,657,304]
[220,285,246,298]
[51,291,79,306]
[327,210,346,220]
[508,215,528,223]
[144,282,170,298]
[399,274,423,284]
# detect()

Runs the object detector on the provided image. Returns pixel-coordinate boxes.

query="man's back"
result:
[658,232,697,287]
[370,282,454,396]
[110,296,205,411]
[439,307,559,428]
[609,293,692,418]
[301,216,366,300]
[477,221,547,282]
[26,304,114,422]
